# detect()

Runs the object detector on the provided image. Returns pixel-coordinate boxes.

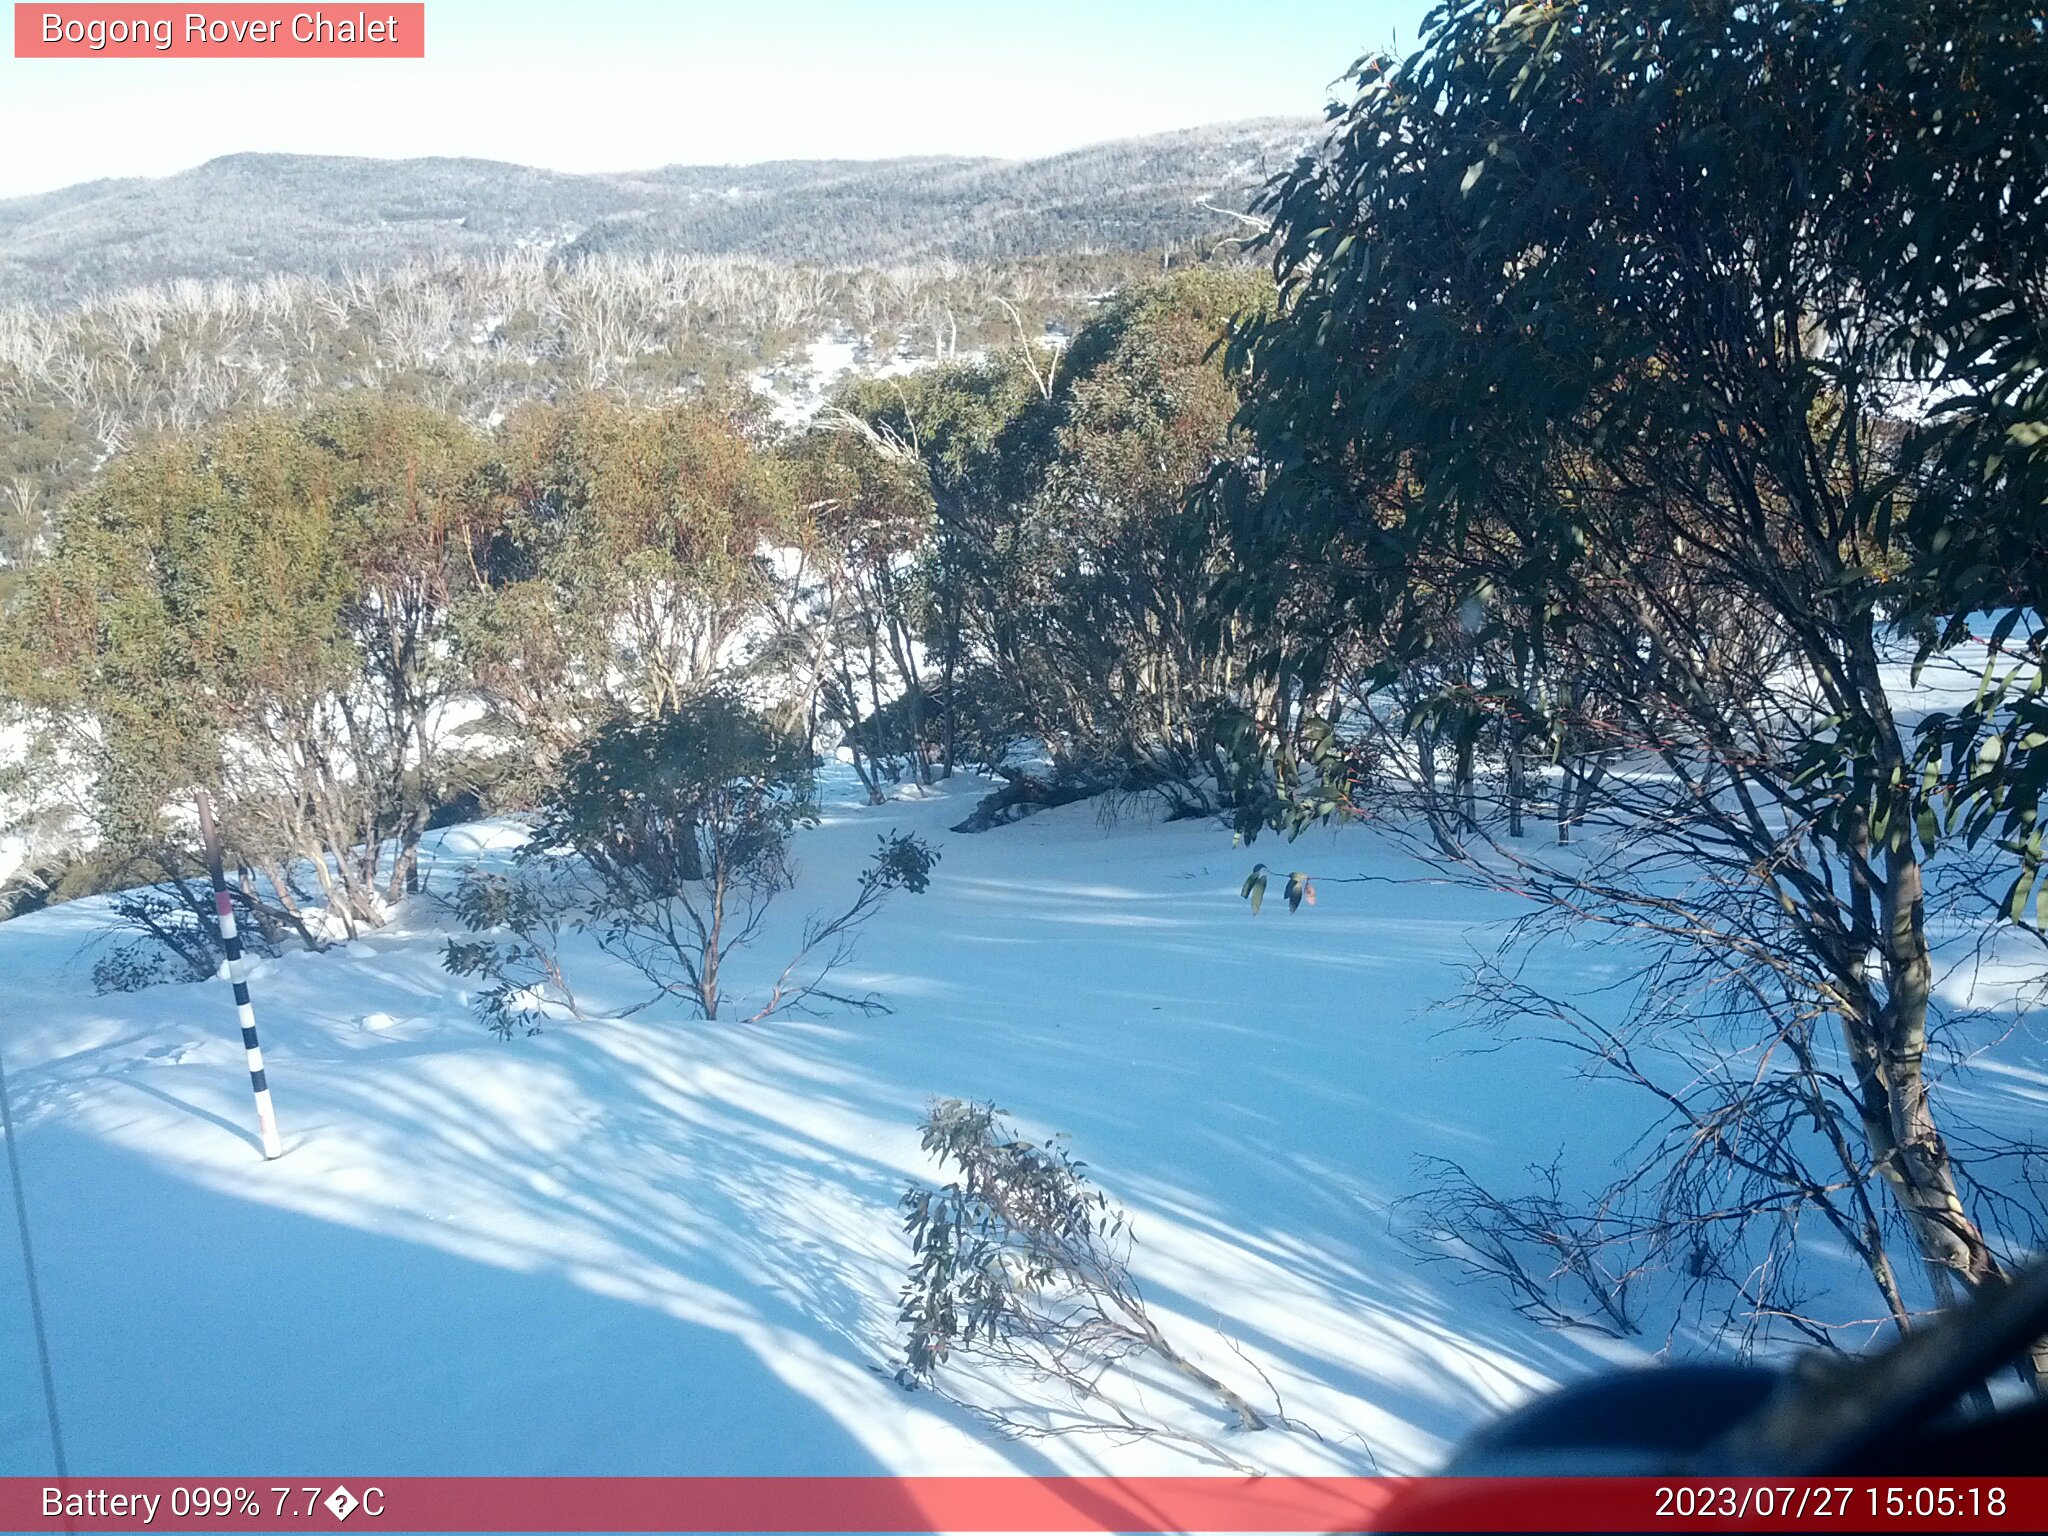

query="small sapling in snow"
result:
[899,1098,1275,1467]
[440,859,589,1038]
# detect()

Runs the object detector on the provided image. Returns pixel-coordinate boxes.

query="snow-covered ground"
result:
[747,324,1065,427]
[0,766,2042,1479]
[750,330,932,429]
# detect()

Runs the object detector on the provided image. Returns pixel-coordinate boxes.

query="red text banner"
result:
[2,1476,2045,1532]
[14,5,425,58]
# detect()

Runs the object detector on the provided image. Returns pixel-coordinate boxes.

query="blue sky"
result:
[0,1,1433,198]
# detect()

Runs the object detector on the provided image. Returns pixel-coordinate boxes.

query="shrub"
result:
[533,691,935,1021]
[440,859,589,1038]
[899,1099,1269,1459]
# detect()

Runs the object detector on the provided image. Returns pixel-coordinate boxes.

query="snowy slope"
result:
[0,769,2041,1478]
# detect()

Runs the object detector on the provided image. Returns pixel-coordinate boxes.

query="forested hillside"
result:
[0,246,1176,586]
[0,123,1313,601]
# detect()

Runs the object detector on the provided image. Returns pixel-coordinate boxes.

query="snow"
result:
[749,331,876,428]
[0,720,40,890]
[748,328,943,428]
[0,768,2042,1479]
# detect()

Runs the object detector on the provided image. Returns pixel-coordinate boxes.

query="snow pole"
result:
[196,791,284,1160]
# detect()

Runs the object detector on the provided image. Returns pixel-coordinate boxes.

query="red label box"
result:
[13,4,425,58]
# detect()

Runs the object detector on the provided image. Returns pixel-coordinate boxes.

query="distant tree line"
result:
[0,246,1190,598]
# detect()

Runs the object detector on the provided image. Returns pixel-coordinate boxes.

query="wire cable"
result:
[0,1040,68,1480]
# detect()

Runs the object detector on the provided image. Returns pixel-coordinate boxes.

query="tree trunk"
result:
[1557,753,1576,844]
[1126,1308,1266,1432]
[1836,792,2044,1387]
[1506,728,1526,839]
[700,873,723,1021]
[1872,841,1996,1285]
[941,588,960,780]
[1455,732,1477,831]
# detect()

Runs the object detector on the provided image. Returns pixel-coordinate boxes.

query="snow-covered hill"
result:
[0,121,1317,302]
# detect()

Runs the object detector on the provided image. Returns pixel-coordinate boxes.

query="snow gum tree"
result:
[826,362,1046,779]
[1218,0,2048,1360]
[784,415,940,801]
[307,398,494,898]
[794,272,1283,812]
[1,403,492,937]
[1016,269,1272,798]
[457,393,793,792]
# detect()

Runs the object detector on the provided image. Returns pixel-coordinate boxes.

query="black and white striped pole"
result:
[196,791,284,1160]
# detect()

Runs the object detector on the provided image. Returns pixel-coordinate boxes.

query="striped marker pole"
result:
[196,791,284,1160]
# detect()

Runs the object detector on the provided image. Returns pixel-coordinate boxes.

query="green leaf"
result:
[2008,864,2041,923]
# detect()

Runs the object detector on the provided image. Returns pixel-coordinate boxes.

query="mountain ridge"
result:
[0,118,1318,302]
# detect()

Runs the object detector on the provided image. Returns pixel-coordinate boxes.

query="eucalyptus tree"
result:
[1220,0,2048,1353]
[456,393,792,788]
[1023,268,1269,793]
[2,405,488,934]
[784,414,938,798]
[305,397,493,896]
[828,362,1046,777]
[528,691,937,1023]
